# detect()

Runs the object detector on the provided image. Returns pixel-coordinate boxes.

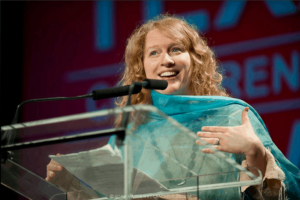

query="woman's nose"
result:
[161,53,175,67]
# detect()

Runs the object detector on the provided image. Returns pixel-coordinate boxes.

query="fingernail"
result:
[246,107,249,111]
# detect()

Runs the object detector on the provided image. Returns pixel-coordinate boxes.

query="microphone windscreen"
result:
[92,85,142,100]
[142,79,168,90]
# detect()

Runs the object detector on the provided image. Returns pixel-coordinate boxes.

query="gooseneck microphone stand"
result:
[10,94,93,126]
[0,90,134,164]
[119,83,142,142]
[1,79,167,163]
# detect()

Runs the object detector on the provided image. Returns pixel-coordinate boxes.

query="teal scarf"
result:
[108,90,300,199]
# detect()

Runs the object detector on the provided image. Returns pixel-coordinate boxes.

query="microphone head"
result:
[142,79,168,90]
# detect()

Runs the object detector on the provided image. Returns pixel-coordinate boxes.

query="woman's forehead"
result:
[145,29,183,47]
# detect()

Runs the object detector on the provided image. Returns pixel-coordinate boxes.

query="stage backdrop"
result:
[21,0,299,178]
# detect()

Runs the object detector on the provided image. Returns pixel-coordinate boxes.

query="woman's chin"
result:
[155,87,185,95]
[154,90,172,95]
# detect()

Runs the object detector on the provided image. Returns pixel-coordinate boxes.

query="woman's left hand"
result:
[196,107,263,156]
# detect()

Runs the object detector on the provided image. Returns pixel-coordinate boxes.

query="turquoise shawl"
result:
[108,90,300,199]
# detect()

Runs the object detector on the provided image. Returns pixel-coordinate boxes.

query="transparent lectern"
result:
[1,105,261,200]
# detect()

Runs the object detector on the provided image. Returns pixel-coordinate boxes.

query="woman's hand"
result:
[46,153,84,193]
[196,107,263,156]
[46,153,67,186]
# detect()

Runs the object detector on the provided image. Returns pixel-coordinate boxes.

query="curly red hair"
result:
[115,14,230,126]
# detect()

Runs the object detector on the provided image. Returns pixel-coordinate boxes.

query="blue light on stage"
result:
[180,10,209,33]
[143,1,164,21]
[214,1,246,30]
[95,1,115,51]
[273,51,299,94]
[265,1,296,17]
[287,120,300,167]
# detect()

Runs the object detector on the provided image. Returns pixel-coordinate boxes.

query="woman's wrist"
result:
[245,140,265,157]
[245,142,267,178]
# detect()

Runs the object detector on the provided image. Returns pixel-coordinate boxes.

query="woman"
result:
[46,14,300,199]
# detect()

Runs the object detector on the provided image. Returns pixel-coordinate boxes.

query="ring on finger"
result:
[214,138,220,145]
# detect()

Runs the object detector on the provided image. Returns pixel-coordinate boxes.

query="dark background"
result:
[1,1,299,199]
[1,1,25,199]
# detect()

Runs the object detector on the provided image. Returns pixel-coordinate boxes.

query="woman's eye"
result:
[150,51,158,56]
[172,48,181,52]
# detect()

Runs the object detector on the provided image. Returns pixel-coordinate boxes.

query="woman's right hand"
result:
[45,153,81,193]
[45,153,65,185]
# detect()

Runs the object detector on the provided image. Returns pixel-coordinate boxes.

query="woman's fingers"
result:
[202,145,226,154]
[202,148,215,153]
[46,163,63,182]
[242,107,250,125]
[197,131,222,138]
[47,163,63,172]
[201,126,229,133]
[46,153,63,183]
[46,170,57,183]
[196,137,219,145]
[47,170,56,178]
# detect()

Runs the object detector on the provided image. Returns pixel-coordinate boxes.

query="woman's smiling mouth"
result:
[159,71,179,78]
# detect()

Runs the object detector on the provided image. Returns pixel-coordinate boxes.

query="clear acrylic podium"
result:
[1,105,262,199]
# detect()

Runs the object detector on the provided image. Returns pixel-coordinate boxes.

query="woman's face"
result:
[143,29,191,95]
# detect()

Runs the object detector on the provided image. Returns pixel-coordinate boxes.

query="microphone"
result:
[140,79,168,90]
[4,79,167,126]
[92,79,168,100]
[92,85,142,100]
